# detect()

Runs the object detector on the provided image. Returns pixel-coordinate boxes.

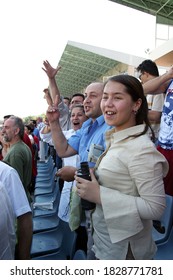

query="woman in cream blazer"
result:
[75,75,168,260]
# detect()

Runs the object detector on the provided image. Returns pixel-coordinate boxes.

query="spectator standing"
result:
[25,124,39,193]
[41,104,88,252]
[0,160,32,259]
[0,129,10,159]
[0,181,15,259]
[136,60,165,143]
[25,124,39,154]
[30,119,40,140]
[143,66,173,196]
[75,75,168,260]
[36,116,45,132]
[63,96,71,108]
[1,116,32,202]
[69,93,85,111]
[2,115,37,194]
[45,76,112,259]
[41,105,87,208]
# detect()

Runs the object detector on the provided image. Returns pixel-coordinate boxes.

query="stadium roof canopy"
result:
[55,1,173,98]
[56,41,146,97]
[109,0,173,25]
[56,43,120,97]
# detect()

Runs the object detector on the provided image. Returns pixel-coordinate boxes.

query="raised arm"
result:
[143,66,173,95]
[43,88,53,106]
[42,60,61,104]
[46,95,77,158]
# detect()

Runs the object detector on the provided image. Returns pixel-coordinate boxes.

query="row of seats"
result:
[30,143,86,260]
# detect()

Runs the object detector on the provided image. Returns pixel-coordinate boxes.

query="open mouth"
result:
[106,111,116,115]
[84,106,91,112]
[73,121,80,126]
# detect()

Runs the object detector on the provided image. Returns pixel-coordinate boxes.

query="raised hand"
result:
[42,60,61,79]
[46,95,60,123]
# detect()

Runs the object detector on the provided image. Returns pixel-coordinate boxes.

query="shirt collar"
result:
[82,114,105,128]
[106,124,145,144]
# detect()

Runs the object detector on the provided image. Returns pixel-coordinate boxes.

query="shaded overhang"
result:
[109,0,173,25]
[56,41,146,97]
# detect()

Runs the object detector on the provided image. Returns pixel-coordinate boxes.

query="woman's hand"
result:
[75,169,101,204]
[46,95,60,123]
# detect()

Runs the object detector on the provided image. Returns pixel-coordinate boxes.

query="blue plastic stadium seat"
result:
[33,190,60,217]
[37,155,53,167]
[34,175,57,196]
[30,226,63,258]
[154,227,173,260]
[34,181,60,204]
[32,250,67,260]
[73,249,87,260]
[33,214,60,233]
[35,167,57,185]
[34,182,55,196]
[152,194,173,244]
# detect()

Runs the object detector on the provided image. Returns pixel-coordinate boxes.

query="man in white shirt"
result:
[136,59,165,143]
[0,161,32,259]
[0,181,15,259]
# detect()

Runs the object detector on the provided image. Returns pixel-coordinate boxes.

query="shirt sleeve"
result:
[4,168,31,217]
[128,145,168,219]
[151,93,165,112]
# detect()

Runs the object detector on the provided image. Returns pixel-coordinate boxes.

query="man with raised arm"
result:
[143,66,173,196]
[43,60,112,259]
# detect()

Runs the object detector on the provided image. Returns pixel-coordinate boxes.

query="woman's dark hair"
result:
[104,74,155,141]
[25,124,34,134]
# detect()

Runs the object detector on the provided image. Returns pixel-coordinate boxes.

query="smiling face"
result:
[70,106,87,131]
[101,80,142,131]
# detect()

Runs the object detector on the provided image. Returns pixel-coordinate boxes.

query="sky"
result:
[0,0,156,120]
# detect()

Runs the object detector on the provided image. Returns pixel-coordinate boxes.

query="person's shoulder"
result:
[166,79,173,91]
[63,129,75,138]
[18,141,32,154]
[80,118,92,129]
[0,160,11,172]
[96,115,111,128]
[0,160,19,179]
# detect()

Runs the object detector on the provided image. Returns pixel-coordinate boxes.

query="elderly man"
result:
[2,116,32,201]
